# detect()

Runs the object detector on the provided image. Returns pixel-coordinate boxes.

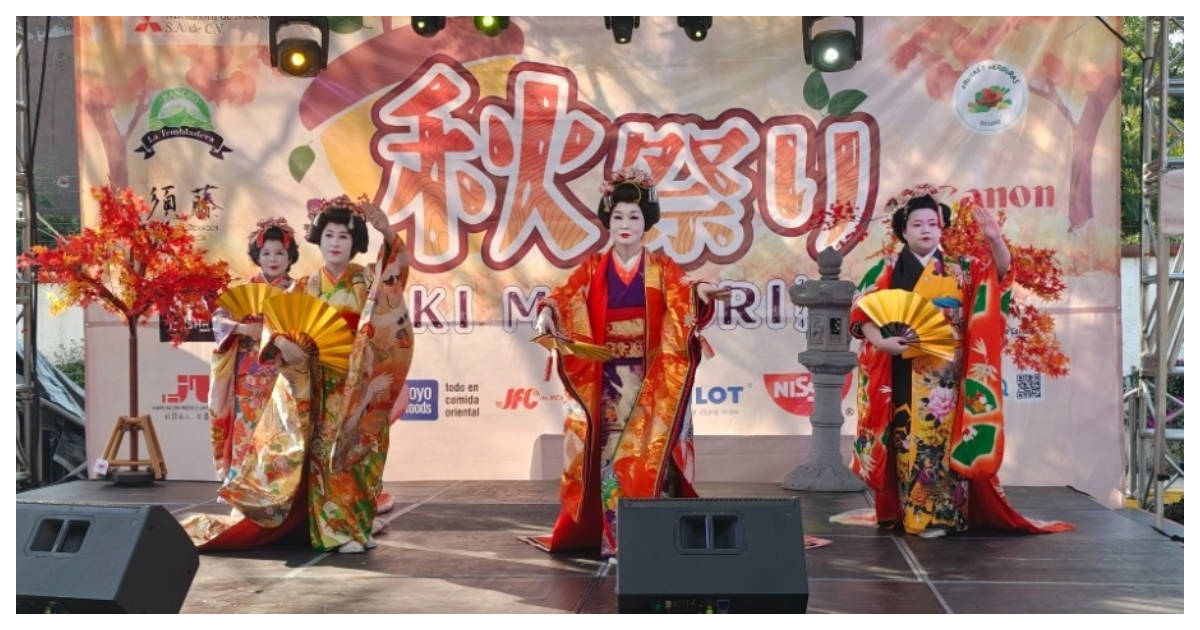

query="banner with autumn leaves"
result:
[73,16,1125,505]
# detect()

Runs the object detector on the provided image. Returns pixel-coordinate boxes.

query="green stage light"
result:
[474,16,509,37]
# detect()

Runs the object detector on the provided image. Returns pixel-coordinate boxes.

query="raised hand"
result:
[360,200,394,236]
[973,205,1003,244]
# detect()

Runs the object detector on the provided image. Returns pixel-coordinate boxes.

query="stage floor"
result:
[17,480,1184,613]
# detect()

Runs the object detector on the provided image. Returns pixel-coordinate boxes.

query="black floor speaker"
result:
[616,497,808,613]
[16,502,199,613]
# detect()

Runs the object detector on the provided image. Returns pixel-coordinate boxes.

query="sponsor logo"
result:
[162,374,209,404]
[693,385,746,405]
[496,387,567,410]
[764,372,855,416]
[954,60,1028,135]
[135,87,233,160]
[134,17,163,33]
[158,315,214,343]
[401,380,438,420]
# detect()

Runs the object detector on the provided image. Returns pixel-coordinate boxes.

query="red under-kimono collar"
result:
[611,248,643,286]
[250,273,293,288]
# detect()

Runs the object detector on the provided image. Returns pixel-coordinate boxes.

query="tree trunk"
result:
[1068,73,1122,230]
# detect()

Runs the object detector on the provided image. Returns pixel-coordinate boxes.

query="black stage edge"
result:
[16,480,1184,614]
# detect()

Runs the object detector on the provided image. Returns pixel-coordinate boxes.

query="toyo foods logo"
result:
[135,87,233,159]
[954,60,1028,135]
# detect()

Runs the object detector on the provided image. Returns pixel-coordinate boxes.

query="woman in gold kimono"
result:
[529,167,723,556]
[849,186,1071,537]
[184,195,414,553]
[208,218,298,488]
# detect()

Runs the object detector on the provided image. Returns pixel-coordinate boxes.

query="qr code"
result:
[1014,371,1043,401]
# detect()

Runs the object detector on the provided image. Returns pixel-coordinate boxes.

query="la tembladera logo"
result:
[135,87,233,159]
[954,60,1028,135]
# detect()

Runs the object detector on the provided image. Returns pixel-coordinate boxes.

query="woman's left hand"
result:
[974,205,1003,243]
[361,200,393,235]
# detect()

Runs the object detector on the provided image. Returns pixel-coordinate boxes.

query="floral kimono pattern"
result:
[532,249,715,555]
[183,235,414,551]
[208,273,294,486]
[849,247,1072,534]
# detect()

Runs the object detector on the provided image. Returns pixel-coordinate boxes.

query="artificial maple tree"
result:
[18,185,231,424]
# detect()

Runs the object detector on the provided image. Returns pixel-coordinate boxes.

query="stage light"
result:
[474,16,509,37]
[269,17,329,78]
[604,17,640,44]
[677,17,712,42]
[412,17,446,37]
[802,17,863,72]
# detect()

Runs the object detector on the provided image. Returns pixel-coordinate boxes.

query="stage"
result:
[17,480,1184,613]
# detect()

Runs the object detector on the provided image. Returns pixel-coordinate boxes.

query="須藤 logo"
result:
[162,374,209,404]
[135,87,233,160]
[954,60,1028,135]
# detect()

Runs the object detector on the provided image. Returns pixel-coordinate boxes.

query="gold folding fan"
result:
[531,333,614,361]
[262,293,356,372]
[216,283,284,321]
[856,289,956,361]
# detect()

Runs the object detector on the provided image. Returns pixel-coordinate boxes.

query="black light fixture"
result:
[269,17,330,78]
[802,16,863,72]
[677,17,712,42]
[474,16,510,37]
[412,16,446,37]
[604,17,640,44]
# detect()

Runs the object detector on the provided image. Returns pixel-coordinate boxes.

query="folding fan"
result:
[216,283,284,321]
[262,293,356,372]
[856,289,956,361]
[531,333,614,361]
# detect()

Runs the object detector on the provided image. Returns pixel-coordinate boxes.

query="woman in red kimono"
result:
[849,185,1072,537]
[530,167,722,556]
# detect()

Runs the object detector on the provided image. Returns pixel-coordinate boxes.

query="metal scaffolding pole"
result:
[15,16,41,487]
[1134,16,1184,525]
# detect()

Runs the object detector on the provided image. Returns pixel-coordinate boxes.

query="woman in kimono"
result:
[208,218,298,488]
[530,167,723,556]
[184,195,414,553]
[849,186,1072,537]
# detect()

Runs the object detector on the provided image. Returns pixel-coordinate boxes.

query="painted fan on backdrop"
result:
[216,283,285,321]
[856,289,957,361]
[262,293,356,372]
[531,333,614,361]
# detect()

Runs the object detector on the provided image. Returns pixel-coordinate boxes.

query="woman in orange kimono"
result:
[849,186,1072,537]
[184,195,414,553]
[208,218,298,488]
[530,167,722,556]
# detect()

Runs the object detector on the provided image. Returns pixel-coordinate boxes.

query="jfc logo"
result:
[496,387,566,410]
[162,374,209,404]
[135,87,233,160]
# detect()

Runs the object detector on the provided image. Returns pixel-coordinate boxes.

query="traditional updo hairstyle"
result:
[246,220,300,272]
[596,167,661,230]
[306,203,370,256]
[891,194,951,244]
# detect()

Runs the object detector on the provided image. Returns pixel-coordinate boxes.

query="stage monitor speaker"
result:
[16,502,199,613]
[616,497,808,613]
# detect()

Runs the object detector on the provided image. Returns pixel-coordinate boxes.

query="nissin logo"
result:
[693,385,745,405]
[401,380,438,420]
[763,373,855,416]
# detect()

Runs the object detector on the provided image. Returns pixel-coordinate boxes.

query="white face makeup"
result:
[903,207,942,257]
[609,201,646,250]
[319,222,354,268]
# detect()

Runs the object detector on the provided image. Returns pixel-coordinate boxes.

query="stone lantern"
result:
[782,248,865,491]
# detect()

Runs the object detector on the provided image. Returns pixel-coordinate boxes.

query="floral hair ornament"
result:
[599,166,658,211]
[252,216,295,250]
[305,193,370,233]
[883,183,956,230]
